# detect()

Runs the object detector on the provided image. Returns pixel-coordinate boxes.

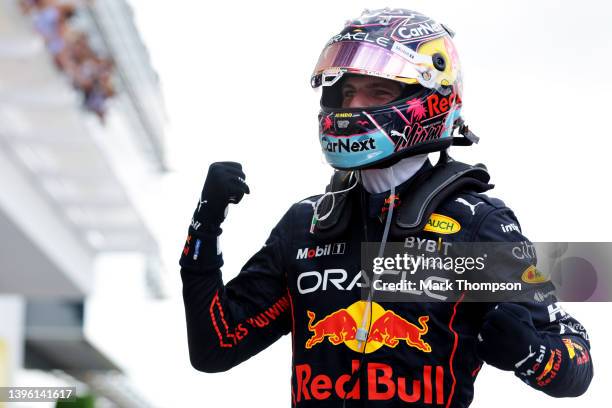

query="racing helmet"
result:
[311,8,474,170]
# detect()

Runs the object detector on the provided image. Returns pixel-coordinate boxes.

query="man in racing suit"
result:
[180,8,593,407]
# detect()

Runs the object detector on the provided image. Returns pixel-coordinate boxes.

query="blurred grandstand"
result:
[0,0,167,406]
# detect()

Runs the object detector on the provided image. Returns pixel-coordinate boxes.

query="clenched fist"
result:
[190,161,250,231]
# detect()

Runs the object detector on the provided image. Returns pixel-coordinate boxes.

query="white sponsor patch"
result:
[391,41,431,64]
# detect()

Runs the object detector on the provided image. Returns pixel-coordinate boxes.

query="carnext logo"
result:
[296,243,346,260]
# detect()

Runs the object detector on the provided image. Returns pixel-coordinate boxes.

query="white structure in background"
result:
[0,0,166,406]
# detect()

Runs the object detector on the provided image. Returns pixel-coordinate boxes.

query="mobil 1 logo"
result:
[296,242,346,260]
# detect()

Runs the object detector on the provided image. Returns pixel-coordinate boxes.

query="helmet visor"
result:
[311,41,432,88]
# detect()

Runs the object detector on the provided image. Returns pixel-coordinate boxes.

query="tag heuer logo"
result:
[521,265,549,284]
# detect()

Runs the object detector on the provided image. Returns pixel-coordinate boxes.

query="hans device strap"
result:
[311,157,493,239]
[391,159,492,236]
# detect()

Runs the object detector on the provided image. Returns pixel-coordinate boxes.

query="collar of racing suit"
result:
[360,155,432,219]
[360,154,429,194]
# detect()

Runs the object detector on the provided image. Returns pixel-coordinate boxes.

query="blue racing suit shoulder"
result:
[431,189,519,241]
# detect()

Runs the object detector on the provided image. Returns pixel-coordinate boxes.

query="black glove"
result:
[190,161,250,232]
[180,162,250,270]
[476,303,551,376]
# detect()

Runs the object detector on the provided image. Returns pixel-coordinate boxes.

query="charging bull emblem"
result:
[368,311,431,352]
[305,310,357,348]
[305,302,432,353]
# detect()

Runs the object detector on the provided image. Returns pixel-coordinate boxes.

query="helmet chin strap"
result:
[359,154,429,194]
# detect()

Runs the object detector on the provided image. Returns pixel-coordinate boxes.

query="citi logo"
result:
[296,243,346,260]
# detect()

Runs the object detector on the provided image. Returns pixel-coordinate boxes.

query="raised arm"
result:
[179,162,292,373]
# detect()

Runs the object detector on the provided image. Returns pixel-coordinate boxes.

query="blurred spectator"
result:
[19,0,42,13]
[20,0,116,122]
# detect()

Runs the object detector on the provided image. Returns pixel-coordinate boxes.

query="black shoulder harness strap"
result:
[311,170,355,240]
[311,157,493,239]
[391,159,493,236]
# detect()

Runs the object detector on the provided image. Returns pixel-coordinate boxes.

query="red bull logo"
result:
[295,360,445,404]
[305,310,356,348]
[305,301,431,354]
[368,312,431,352]
[381,194,401,216]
